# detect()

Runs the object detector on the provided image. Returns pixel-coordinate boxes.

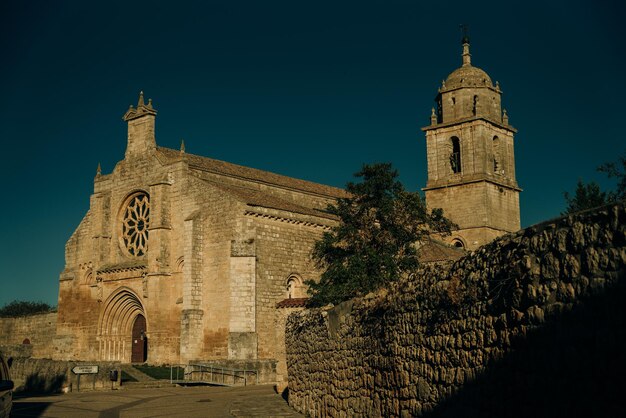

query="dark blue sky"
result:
[1,0,624,306]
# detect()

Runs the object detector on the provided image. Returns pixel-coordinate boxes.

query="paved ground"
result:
[11,385,304,418]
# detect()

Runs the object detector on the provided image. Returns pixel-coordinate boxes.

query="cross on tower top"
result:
[460,24,470,44]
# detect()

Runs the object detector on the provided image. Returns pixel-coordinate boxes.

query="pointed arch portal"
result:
[98,288,147,362]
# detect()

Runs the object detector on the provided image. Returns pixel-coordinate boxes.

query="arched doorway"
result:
[98,288,148,362]
[131,314,147,363]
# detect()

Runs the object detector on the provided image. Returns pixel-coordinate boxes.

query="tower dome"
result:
[433,37,503,124]
[441,38,495,91]
[444,65,493,90]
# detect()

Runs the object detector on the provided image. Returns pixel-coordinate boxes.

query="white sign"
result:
[72,365,99,375]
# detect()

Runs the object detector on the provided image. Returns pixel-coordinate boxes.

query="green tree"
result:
[0,300,53,317]
[598,154,626,201]
[563,179,609,214]
[306,163,455,306]
[563,153,626,214]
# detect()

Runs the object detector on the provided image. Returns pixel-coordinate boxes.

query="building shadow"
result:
[20,373,66,394]
[424,277,626,418]
[10,401,52,418]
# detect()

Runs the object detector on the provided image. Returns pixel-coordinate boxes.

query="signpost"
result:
[72,365,99,375]
[72,365,99,391]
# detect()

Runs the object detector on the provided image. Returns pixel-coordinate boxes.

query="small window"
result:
[286,274,305,299]
[451,239,465,249]
[450,137,461,173]
[472,95,478,116]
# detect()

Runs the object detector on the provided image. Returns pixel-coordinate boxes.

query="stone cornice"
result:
[244,209,334,230]
[423,177,522,192]
[96,263,147,275]
[422,116,517,133]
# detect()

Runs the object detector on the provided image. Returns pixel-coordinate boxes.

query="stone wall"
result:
[286,203,626,417]
[0,312,57,358]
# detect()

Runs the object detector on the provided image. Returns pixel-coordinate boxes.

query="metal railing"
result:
[169,363,258,386]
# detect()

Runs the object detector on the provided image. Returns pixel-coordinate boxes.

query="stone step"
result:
[119,364,156,382]
[119,380,176,390]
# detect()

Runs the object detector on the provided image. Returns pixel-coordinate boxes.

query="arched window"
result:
[493,136,502,174]
[472,95,478,116]
[451,238,465,249]
[450,137,461,173]
[286,274,305,299]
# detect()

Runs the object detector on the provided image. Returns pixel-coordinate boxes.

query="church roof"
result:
[157,147,348,199]
[205,180,339,221]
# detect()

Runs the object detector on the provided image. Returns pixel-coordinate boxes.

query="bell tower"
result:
[422,35,521,250]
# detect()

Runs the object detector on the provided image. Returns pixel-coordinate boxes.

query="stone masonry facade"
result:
[286,203,626,417]
[52,92,346,386]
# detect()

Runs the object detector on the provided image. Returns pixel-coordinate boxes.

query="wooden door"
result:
[131,314,147,363]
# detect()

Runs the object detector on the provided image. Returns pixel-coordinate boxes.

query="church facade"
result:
[53,93,345,385]
[422,36,521,250]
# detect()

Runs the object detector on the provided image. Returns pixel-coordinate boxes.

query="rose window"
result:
[121,193,150,257]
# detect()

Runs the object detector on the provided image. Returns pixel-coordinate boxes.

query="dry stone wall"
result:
[286,203,626,417]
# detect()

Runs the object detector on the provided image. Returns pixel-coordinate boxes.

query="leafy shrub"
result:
[0,300,53,317]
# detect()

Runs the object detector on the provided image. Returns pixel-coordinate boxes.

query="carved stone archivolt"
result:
[98,287,146,362]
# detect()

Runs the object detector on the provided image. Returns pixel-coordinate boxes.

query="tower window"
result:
[472,95,478,116]
[451,97,456,119]
[493,136,502,174]
[450,137,461,173]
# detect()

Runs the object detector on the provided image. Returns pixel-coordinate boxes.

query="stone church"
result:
[51,36,520,383]
[53,92,346,383]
